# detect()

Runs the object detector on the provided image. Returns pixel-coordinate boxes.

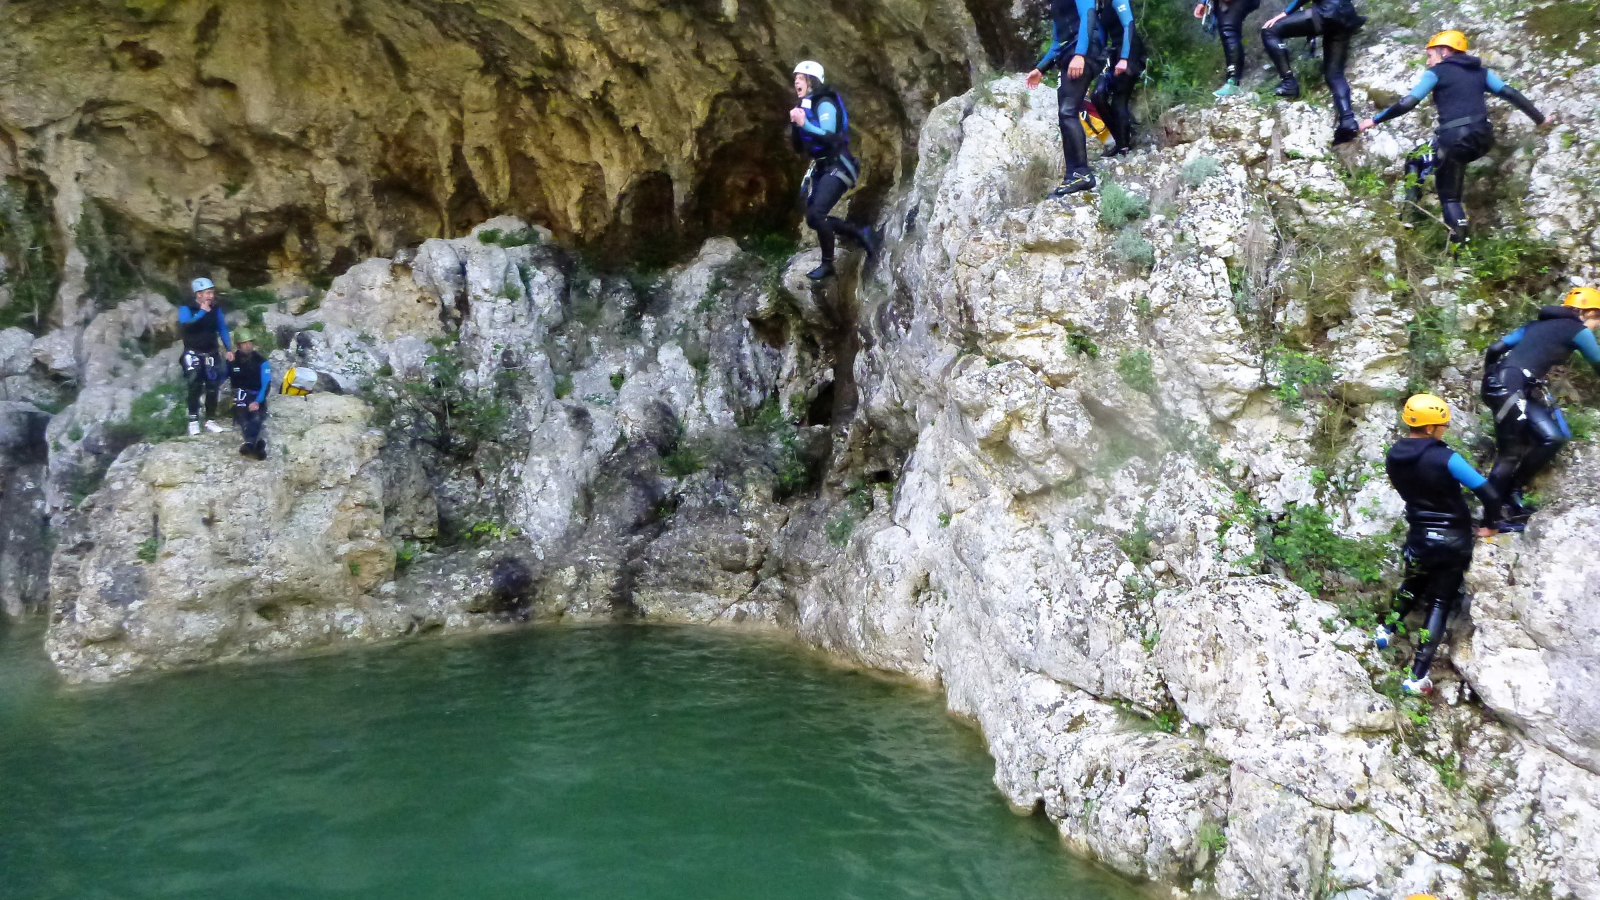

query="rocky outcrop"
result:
[0,0,997,315]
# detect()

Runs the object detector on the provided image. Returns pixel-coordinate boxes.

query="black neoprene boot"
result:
[1275,76,1302,99]
[806,260,836,281]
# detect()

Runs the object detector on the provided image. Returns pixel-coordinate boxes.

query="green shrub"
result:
[1111,228,1156,270]
[660,443,705,478]
[380,339,511,460]
[102,380,188,446]
[1118,512,1155,566]
[610,371,625,391]
[1066,326,1100,360]
[553,374,573,399]
[1117,350,1156,393]
[1268,349,1335,409]
[1182,156,1220,187]
[1136,0,1227,117]
[1266,505,1387,595]
[1100,180,1149,229]
[477,227,540,248]
[0,179,60,332]
[136,537,159,563]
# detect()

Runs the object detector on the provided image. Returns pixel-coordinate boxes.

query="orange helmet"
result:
[1402,394,1451,428]
[1562,286,1600,310]
[1427,31,1469,53]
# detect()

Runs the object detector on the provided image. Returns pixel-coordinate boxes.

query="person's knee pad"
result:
[1529,414,1570,451]
[805,210,827,231]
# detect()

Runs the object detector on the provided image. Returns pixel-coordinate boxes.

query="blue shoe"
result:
[1373,626,1395,650]
[1213,80,1242,98]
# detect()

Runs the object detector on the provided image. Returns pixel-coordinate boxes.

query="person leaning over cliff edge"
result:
[178,277,234,437]
[789,60,874,282]
[1091,0,1145,157]
[1260,0,1366,144]
[1378,394,1505,696]
[1359,31,1546,248]
[1477,287,1600,530]
[228,328,272,461]
[1193,0,1261,98]
[1027,0,1106,196]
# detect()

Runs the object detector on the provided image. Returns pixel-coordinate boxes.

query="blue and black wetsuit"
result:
[1385,436,1502,681]
[177,301,232,422]
[1036,0,1106,183]
[228,349,271,452]
[1373,54,1544,243]
[791,85,866,268]
[1092,0,1144,154]
[1481,306,1600,509]
[1261,0,1365,138]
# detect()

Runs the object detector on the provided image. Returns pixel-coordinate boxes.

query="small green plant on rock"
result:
[135,537,159,563]
[1111,228,1156,271]
[1182,156,1220,187]
[1099,180,1150,229]
[1268,348,1335,410]
[1065,326,1100,360]
[1117,350,1157,394]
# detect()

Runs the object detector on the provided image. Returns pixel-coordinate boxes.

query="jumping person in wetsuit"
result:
[1194,0,1261,98]
[1378,394,1504,696]
[1261,0,1366,144]
[228,329,272,460]
[789,60,872,281]
[1027,0,1106,195]
[1479,287,1600,528]
[178,277,233,436]
[1092,0,1144,156]
[1359,31,1545,247]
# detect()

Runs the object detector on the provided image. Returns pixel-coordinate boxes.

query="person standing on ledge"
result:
[1260,0,1366,144]
[789,60,873,282]
[1378,394,1504,696]
[1359,31,1546,247]
[1194,0,1262,98]
[228,328,272,461]
[1027,0,1106,196]
[1478,287,1600,529]
[178,277,233,437]
[1093,0,1145,157]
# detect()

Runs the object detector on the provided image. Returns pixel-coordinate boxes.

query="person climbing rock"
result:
[1479,286,1600,528]
[1027,0,1106,195]
[1194,0,1261,98]
[228,328,272,461]
[789,60,873,281]
[1359,31,1546,247]
[1092,0,1145,156]
[178,277,233,437]
[1260,0,1366,144]
[1378,393,1504,696]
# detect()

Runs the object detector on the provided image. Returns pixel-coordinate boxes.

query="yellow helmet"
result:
[1403,895,1440,900]
[1562,286,1600,309]
[1427,30,1469,53]
[1402,394,1451,428]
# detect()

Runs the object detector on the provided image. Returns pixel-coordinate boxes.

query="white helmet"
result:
[191,277,215,292]
[793,60,825,82]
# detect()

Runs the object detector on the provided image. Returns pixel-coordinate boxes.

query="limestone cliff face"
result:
[0,0,997,323]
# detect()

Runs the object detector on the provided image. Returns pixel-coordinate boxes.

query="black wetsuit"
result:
[1261,0,1365,137]
[791,86,866,269]
[1372,54,1544,243]
[1482,307,1600,513]
[1385,437,1501,682]
[1214,0,1261,87]
[1037,0,1107,182]
[177,302,232,422]
[229,349,272,453]
[1093,0,1145,154]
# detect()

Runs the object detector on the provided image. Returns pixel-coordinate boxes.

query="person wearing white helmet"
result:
[177,276,234,436]
[789,60,874,281]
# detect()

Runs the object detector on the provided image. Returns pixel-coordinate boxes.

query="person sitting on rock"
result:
[1027,0,1106,196]
[228,328,272,461]
[177,277,234,437]
[1358,31,1546,247]
[1092,0,1145,156]
[1260,0,1366,144]
[1193,0,1261,98]
[789,60,873,281]
[1478,287,1600,529]
[1378,393,1504,696]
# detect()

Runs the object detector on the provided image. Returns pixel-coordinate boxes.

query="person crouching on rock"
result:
[789,60,874,281]
[1478,287,1600,529]
[178,277,233,437]
[1260,0,1366,145]
[1027,0,1106,196]
[1359,31,1546,248]
[1092,0,1145,157]
[1378,393,1505,696]
[229,329,272,461]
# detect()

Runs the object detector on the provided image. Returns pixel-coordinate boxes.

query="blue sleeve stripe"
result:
[1075,0,1095,56]
[1486,71,1507,93]
[1503,326,1526,347]
[258,363,271,404]
[1037,21,1063,70]
[1407,70,1438,103]
[1447,453,1488,490]
[1115,0,1133,59]
[177,306,199,324]
[1574,327,1600,364]
[217,310,232,351]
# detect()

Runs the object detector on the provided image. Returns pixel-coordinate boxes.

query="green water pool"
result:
[0,621,1143,899]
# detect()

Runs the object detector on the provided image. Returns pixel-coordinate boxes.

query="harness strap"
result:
[1439,115,1488,131]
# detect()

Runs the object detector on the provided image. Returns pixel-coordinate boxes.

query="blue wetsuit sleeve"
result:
[1487,74,1546,123]
[1447,453,1488,490]
[1485,71,1506,92]
[216,309,232,352]
[1114,0,1134,60]
[1036,21,1063,71]
[1407,70,1439,103]
[177,306,200,325]
[1573,327,1600,368]
[799,100,838,137]
[257,361,271,404]
[1074,0,1095,56]
[1502,326,1526,347]
[1372,71,1435,124]
[1284,0,1302,12]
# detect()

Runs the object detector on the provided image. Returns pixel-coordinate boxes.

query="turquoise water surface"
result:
[0,621,1142,900]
